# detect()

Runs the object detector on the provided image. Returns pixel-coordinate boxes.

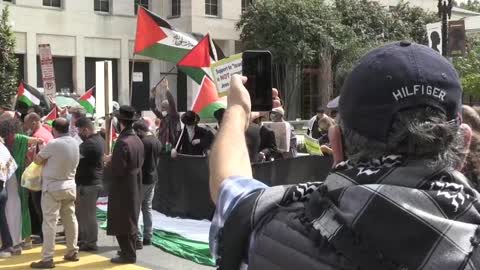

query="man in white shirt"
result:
[31,118,80,269]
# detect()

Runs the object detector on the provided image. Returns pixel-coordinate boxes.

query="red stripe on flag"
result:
[17,82,24,97]
[178,34,211,68]
[79,88,94,101]
[192,76,219,113]
[134,7,168,54]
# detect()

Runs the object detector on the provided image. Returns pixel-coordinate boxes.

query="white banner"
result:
[38,44,56,98]
[210,53,243,96]
[95,61,113,118]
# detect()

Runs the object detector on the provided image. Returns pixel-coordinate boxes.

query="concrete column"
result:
[223,40,236,57]
[118,37,130,105]
[74,35,85,94]
[25,31,37,87]
[150,61,162,91]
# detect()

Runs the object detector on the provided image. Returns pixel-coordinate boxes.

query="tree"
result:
[454,35,480,97]
[237,0,353,119]
[237,0,438,118]
[458,0,480,12]
[0,6,18,108]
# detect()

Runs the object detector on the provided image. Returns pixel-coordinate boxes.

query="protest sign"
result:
[210,53,242,96]
[304,135,323,156]
[39,44,56,98]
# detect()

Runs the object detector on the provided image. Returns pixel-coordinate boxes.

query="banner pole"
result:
[130,55,136,105]
[104,61,112,155]
[153,66,176,89]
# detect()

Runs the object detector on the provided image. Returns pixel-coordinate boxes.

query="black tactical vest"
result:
[217,190,402,270]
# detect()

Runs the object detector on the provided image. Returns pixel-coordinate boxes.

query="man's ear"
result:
[458,123,473,171]
[328,125,345,168]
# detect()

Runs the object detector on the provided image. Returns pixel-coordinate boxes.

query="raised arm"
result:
[209,75,252,204]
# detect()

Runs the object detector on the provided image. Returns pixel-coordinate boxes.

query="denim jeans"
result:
[0,182,13,249]
[138,183,155,240]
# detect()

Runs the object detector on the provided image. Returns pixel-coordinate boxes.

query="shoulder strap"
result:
[305,191,402,270]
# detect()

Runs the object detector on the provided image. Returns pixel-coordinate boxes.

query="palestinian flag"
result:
[79,87,95,114]
[17,82,41,107]
[134,7,223,84]
[43,106,57,126]
[178,34,214,84]
[192,76,225,119]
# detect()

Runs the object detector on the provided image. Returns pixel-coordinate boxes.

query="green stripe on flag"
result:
[17,95,33,107]
[138,43,190,63]
[151,230,215,266]
[97,209,215,266]
[198,102,225,120]
[79,100,95,114]
[178,66,208,85]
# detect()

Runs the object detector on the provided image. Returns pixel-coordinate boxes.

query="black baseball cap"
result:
[339,41,462,143]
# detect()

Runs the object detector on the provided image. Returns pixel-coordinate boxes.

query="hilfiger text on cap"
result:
[392,85,446,102]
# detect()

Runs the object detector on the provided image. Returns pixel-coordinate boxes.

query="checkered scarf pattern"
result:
[310,155,480,270]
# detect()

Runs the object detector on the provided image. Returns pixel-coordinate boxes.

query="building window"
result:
[135,0,149,15]
[43,0,61,8]
[242,0,251,12]
[94,0,109,12]
[205,0,218,16]
[171,0,181,17]
[3,0,13,3]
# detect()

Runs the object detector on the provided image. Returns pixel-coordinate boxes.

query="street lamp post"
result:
[438,0,453,57]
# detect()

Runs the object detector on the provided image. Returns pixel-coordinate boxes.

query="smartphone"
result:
[242,50,273,112]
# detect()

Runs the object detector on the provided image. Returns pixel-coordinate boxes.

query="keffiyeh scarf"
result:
[304,155,480,270]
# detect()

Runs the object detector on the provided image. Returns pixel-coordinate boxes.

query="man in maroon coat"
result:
[104,106,144,264]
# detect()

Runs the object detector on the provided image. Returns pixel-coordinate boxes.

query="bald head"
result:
[52,118,69,137]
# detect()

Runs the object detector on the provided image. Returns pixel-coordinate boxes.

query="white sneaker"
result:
[0,251,11,258]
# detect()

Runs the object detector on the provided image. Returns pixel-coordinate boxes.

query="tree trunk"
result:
[318,53,333,109]
[273,63,302,120]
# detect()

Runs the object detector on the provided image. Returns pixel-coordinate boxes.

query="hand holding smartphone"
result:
[242,50,273,112]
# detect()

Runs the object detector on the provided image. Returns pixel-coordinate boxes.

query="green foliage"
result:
[333,0,437,73]
[238,0,437,65]
[237,0,353,65]
[0,6,18,108]
[237,0,439,114]
[458,0,480,12]
[454,35,480,97]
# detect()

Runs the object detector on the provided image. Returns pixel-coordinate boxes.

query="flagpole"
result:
[104,61,112,155]
[130,55,136,106]
[154,66,176,89]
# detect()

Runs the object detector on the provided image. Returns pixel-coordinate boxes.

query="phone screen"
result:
[242,51,273,111]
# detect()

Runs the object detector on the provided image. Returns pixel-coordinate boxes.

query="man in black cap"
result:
[104,105,144,264]
[132,120,161,247]
[175,111,214,156]
[208,42,480,269]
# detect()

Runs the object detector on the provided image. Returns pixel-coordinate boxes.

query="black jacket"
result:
[246,123,278,162]
[140,134,162,185]
[177,126,215,156]
[76,134,105,186]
